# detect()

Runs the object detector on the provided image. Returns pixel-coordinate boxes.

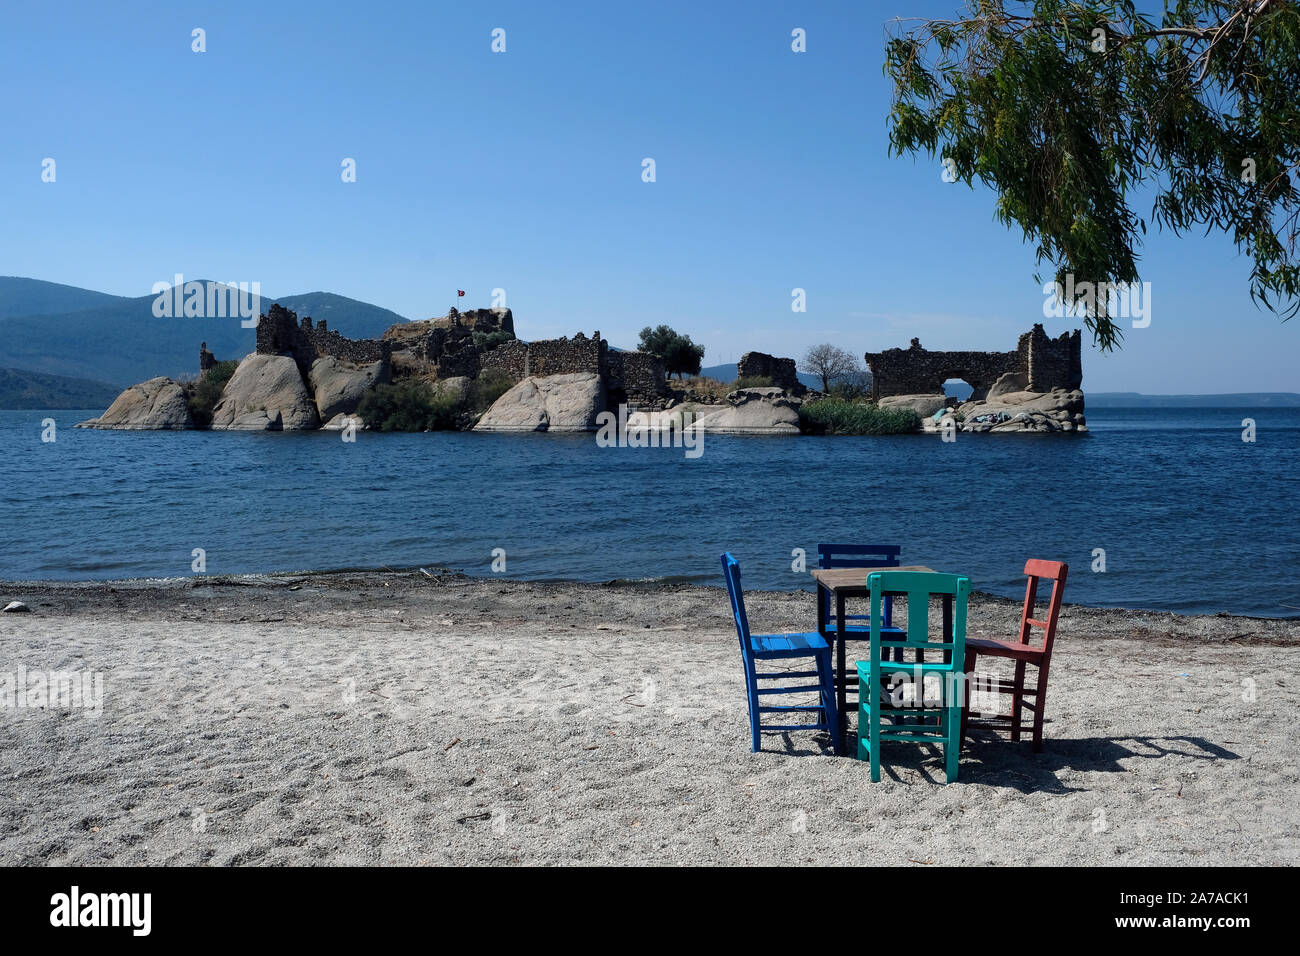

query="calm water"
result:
[1,408,1297,617]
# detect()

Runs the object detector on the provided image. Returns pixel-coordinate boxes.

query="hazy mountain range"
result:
[0,366,123,410]
[0,277,411,389]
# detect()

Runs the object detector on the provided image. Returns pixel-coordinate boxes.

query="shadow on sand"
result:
[765,731,1240,794]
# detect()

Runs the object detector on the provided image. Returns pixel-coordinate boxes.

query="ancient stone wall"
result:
[737,351,804,395]
[607,350,670,407]
[446,307,514,337]
[478,331,669,406]
[476,339,530,380]
[256,304,390,375]
[865,324,1081,400]
[1019,325,1082,392]
[479,331,605,380]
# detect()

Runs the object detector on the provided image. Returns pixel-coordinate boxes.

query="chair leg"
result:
[961,651,977,745]
[944,679,961,783]
[818,650,840,754]
[1031,662,1048,752]
[744,659,761,753]
[868,691,881,782]
[1010,660,1026,742]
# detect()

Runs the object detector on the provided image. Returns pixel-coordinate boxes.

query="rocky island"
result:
[77,306,1087,437]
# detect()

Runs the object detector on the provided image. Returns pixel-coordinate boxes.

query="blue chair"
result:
[817,543,907,680]
[722,553,839,753]
[857,570,970,783]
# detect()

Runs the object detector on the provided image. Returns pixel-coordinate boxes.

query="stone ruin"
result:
[250,303,672,409]
[256,303,391,377]
[434,306,515,337]
[198,341,217,378]
[479,331,671,409]
[736,351,805,396]
[864,324,1081,401]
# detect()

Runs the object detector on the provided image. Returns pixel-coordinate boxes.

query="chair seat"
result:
[967,637,1046,662]
[750,631,830,657]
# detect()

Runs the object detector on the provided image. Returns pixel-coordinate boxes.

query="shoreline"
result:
[3,568,1298,628]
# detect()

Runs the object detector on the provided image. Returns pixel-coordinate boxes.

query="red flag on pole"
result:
[457,290,465,297]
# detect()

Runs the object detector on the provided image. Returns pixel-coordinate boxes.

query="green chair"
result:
[856,570,970,783]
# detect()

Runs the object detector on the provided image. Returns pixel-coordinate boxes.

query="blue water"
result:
[1,408,1297,617]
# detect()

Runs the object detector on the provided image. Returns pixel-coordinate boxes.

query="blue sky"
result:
[2,0,1296,392]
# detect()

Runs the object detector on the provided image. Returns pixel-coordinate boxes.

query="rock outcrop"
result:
[320,412,365,431]
[432,376,472,402]
[691,387,801,434]
[474,372,605,432]
[210,354,320,431]
[309,356,390,421]
[76,377,193,430]
[986,370,1028,401]
[877,393,948,418]
[926,387,1087,435]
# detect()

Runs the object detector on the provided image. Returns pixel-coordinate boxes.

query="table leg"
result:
[817,581,827,637]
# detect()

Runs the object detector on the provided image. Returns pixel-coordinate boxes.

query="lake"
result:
[2,407,1297,617]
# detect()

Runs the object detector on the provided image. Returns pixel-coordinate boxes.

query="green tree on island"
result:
[638,324,706,378]
[885,0,1300,349]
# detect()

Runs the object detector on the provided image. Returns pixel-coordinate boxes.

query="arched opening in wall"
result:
[943,378,974,402]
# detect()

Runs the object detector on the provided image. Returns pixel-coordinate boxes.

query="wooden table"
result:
[811,566,952,753]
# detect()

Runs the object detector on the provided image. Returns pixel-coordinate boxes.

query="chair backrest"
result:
[1016,559,1068,658]
[867,570,971,666]
[818,544,902,625]
[720,553,752,655]
[817,543,902,569]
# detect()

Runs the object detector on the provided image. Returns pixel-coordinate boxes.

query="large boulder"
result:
[321,412,365,431]
[309,356,390,420]
[691,387,801,434]
[432,376,472,402]
[986,370,1028,402]
[76,377,193,430]
[984,387,1084,416]
[877,393,948,418]
[941,387,1088,435]
[210,354,320,431]
[474,373,604,432]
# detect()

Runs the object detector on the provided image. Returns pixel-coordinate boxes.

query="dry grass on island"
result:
[1,572,1297,866]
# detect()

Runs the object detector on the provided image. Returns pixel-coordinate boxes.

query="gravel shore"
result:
[1,570,1297,865]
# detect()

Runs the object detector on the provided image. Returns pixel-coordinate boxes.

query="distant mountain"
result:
[698,363,823,390]
[0,277,131,320]
[0,279,411,386]
[1089,392,1300,407]
[0,366,122,409]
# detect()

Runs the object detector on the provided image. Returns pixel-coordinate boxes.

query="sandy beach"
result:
[0,570,1297,866]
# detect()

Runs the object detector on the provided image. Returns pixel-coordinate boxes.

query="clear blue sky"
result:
[2,0,1296,392]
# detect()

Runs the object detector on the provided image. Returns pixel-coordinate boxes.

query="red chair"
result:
[962,559,1067,752]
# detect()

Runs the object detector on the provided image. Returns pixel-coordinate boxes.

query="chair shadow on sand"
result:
[882,731,1239,794]
[762,730,1241,796]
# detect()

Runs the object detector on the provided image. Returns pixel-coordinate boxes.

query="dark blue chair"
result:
[722,553,839,754]
[817,543,906,654]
